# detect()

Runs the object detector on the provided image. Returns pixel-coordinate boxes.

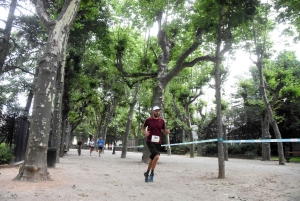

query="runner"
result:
[89,139,95,156]
[77,139,83,156]
[141,106,170,182]
[97,137,104,157]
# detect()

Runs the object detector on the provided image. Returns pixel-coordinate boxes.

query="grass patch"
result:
[271,156,300,163]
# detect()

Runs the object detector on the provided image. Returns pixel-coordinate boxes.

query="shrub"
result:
[228,143,260,157]
[203,143,217,154]
[245,151,257,159]
[228,144,242,154]
[0,144,14,164]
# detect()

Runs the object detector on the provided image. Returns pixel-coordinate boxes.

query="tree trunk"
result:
[185,106,194,158]
[197,144,203,157]
[24,89,34,114]
[0,0,17,74]
[257,61,285,165]
[102,97,119,153]
[65,122,71,150]
[261,112,271,161]
[215,6,225,179]
[52,60,65,163]
[60,116,67,157]
[224,128,228,161]
[121,85,139,158]
[141,137,150,163]
[14,0,81,181]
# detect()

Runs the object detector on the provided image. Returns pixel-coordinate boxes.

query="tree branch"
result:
[182,55,216,68]
[32,0,55,30]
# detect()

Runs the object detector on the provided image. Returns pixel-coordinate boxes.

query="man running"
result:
[141,106,170,182]
[97,137,104,157]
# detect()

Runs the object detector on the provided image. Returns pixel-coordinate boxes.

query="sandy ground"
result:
[1,148,300,201]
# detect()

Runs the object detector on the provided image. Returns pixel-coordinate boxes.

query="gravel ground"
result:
[1,148,300,201]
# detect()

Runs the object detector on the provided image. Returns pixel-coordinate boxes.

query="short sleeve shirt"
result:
[89,141,95,147]
[143,116,166,144]
[98,140,104,147]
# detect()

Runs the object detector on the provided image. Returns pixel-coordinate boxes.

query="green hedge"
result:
[0,144,14,164]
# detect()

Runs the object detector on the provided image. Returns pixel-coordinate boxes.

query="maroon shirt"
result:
[143,116,166,144]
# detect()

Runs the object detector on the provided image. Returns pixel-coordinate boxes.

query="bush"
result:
[228,143,260,157]
[228,144,242,154]
[203,143,217,154]
[245,151,257,159]
[0,144,14,164]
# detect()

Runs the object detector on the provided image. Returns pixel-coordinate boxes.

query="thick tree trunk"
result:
[121,85,139,158]
[0,0,17,74]
[14,0,80,181]
[51,61,64,163]
[102,97,119,153]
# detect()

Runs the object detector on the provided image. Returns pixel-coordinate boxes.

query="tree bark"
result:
[197,144,203,157]
[257,61,285,165]
[60,116,67,157]
[185,105,194,158]
[51,59,64,163]
[121,85,139,158]
[102,97,119,153]
[215,6,225,179]
[224,126,228,161]
[14,0,81,181]
[261,112,271,161]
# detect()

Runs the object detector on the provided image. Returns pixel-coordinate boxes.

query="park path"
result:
[1,148,300,201]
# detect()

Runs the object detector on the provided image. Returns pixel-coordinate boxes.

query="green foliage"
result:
[202,143,217,154]
[228,143,261,157]
[275,0,300,41]
[245,150,257,159]
[227,144,242,154]
[0,144,14,164]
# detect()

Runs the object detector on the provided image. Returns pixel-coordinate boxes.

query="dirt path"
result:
[1,149,300,201]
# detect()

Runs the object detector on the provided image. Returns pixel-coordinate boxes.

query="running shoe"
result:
[149,174,154,182]
[144,172,149,182]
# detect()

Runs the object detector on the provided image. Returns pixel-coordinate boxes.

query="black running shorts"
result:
[147,142,161,160]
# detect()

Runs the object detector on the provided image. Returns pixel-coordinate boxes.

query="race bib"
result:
[151,135,160,143]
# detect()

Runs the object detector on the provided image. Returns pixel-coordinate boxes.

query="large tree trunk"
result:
[51,58,65,163]
[121,85,139,158]
[0,0,17,74]
[14,0,80,181]
[257,61,285,165]
[102,97,119,153]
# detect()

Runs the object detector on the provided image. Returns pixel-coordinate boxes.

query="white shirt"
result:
[89,141,95,147]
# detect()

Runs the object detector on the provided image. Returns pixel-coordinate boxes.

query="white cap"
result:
[152,106,161,110]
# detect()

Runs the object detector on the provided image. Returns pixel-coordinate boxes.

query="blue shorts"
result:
[98,146,103,150]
